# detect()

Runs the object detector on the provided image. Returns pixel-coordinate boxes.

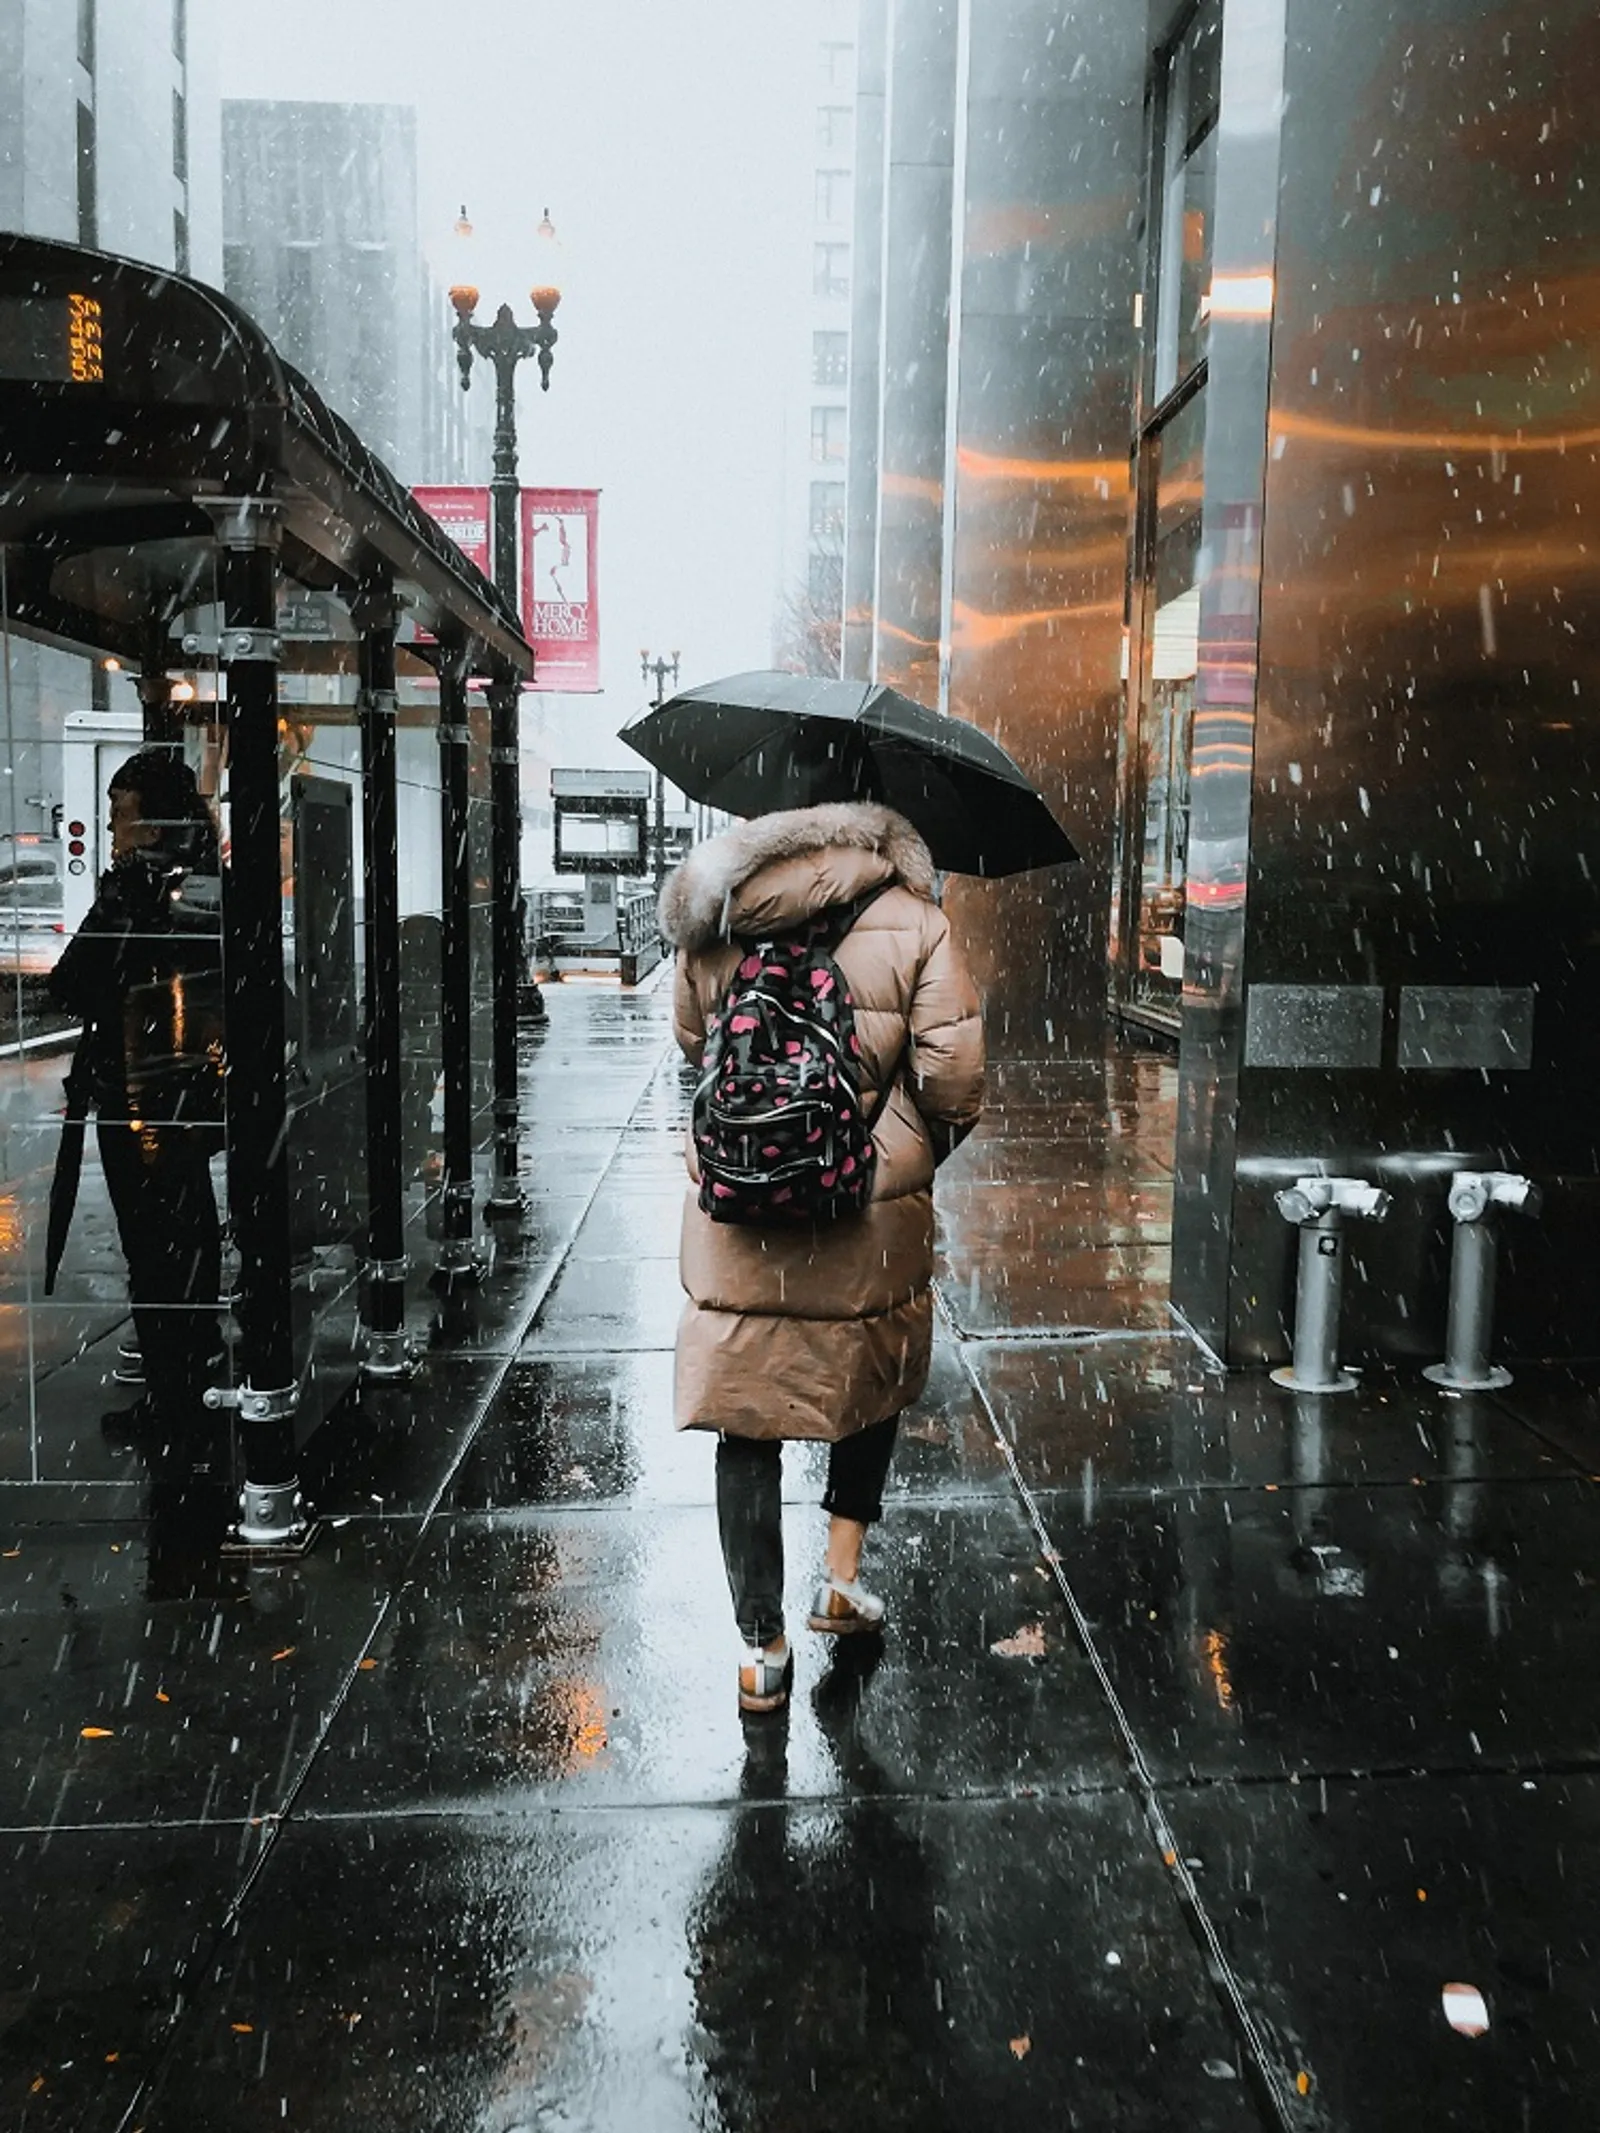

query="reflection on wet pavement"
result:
[1,984,1597,2130]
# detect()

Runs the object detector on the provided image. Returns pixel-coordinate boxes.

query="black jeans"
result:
[98,1116,222,1420]
[715,1415,899,1647]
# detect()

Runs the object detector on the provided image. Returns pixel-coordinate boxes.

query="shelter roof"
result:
[0,233,530,675]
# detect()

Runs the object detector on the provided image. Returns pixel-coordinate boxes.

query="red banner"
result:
[411,484,492,578]
[521,488,601,693]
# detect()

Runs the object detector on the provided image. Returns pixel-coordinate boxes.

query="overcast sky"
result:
[217,0,814,761]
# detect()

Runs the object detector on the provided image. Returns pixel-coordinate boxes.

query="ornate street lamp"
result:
[446,207,565,1210]
[641,649,680,886]
[448,206,562,604]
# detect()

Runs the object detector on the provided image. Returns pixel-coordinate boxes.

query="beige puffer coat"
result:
[661,802,985,1442]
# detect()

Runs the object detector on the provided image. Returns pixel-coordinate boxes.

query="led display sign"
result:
[0,292,105,383]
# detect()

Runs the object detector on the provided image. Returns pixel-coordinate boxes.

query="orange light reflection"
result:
[951,596,1121,651]
[955,445,1124,493]
[1272,410,1600,458]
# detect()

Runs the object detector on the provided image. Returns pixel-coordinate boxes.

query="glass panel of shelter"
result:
[0,549,469,1476]
[0,555,241,1478]
[394,677,447,1251]
[277,606,370,1438]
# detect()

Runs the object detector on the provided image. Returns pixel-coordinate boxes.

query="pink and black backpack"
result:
[693,887,903,1227]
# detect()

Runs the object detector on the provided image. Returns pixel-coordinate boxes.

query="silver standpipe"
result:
[1271,1177,1393,1394]
[1423,1171,1541,1392]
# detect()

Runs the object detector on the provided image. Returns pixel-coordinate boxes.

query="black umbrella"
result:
[618,670,1078,877]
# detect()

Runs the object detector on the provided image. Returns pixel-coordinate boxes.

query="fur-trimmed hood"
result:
[659,802,936,952]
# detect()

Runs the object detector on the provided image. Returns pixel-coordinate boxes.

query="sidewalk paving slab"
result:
[973,1341,1587,1495]
[135,1794,1262,2133]
[294,1497,1128,1816]
[0,1505,404,1830]
[0,1821,270,2133]
[1026,1476,1600,1783]
[1151,1769,1600,2133]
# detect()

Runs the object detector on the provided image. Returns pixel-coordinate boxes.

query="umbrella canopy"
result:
[619,670,1078,877]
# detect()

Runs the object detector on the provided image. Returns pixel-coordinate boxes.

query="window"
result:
[809,481,845,536]
[1127,384,1207,1005]
[808,550,843,606]
[278,248,315,361]
[172,89,188,186]
[817,105,852,151]
[223,243,254,309]
[818,41,854,88]
[812,330,848,388]
[812,242,850,301]
[815,168,852,225]
[344,140,385,246]
[280,157,318,245]
[172,0,187,63]
[76,0,95,73]
[1152,0,1222,401]
[75,101,96,249]
[810,406,846,464]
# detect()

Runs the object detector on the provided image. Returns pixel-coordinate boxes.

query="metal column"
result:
[208,500,306,1546]
[435,640,481,1279]
[484,673,524,1216]
[356,583,412,1374]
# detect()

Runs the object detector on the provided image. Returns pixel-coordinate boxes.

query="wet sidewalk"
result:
[3,981,1598,2132]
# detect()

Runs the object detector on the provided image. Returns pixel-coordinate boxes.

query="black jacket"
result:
[51,844,224,1120]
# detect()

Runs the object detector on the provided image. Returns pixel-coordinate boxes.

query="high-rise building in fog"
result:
[0,0,225,854]
[222,99,484,487]
[774,0,859,675]
[0,0,223,279]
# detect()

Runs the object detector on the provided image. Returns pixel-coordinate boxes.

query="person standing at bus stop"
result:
[49,749,225,1459]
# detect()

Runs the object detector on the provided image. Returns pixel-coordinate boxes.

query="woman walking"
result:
[660,797,985,1712]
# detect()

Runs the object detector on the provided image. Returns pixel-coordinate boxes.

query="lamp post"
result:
[447,205,562,604]
[447,206,563,1215]
[640,649,680,885]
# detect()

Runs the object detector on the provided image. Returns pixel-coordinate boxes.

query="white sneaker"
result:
[737,1640,793,1713]
[807,1576,886,1636]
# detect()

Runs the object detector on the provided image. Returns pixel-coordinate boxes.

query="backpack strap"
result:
[863,1041,907,1133]
[730,877,899,955]
[829,884,907,1132]
[822,879,897,945]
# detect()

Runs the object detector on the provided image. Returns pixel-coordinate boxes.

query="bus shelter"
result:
[0,234,535,1548]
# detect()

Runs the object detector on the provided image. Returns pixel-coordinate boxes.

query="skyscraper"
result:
[222,99,485,486]
[0,0,221,278]
[0,0,224,901]
[775,0,860,676]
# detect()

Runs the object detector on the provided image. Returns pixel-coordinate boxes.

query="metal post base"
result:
[432,1240,488,1284]
[483,1188,528,1220]
[361,1328,417,1381]
[1270,1362,1361,1395]
[1423,1360,1514,1393]
[224,1477,316,1557]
